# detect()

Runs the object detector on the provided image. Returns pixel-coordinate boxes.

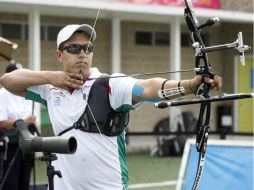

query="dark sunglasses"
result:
[61,44,94,54]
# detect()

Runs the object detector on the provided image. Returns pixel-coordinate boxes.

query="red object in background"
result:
[110,0,221,9]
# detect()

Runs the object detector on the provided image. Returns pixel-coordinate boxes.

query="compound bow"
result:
[155,0,252,189]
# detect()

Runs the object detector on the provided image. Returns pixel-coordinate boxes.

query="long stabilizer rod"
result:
[154,93,254,109]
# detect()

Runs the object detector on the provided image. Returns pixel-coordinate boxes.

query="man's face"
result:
[56,32,93,78]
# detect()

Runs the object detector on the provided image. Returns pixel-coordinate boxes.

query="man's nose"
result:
[79,48,88,57]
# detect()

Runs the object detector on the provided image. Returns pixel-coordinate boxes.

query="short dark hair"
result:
[58,42,65,51]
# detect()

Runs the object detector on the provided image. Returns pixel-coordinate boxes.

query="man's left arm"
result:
[133,75,222,103]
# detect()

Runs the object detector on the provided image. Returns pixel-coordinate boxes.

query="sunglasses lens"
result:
[67,44,82,54]
[85,45,93,54]
[64,44,93,54]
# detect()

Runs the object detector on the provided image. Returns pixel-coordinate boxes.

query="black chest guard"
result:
[58,75,129,137]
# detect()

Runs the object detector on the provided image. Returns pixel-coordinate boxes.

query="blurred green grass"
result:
[31,154,182,189]
[128,154,181,183]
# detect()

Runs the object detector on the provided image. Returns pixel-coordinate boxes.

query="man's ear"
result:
[55,50,63,63]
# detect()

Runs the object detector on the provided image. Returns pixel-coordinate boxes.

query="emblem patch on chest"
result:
[50,88,66,106]
[53,96,61,106]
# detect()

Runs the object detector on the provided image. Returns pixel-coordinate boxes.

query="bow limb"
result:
[183,1,212,189]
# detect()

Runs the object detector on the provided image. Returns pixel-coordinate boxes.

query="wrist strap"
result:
[161,79,170,100]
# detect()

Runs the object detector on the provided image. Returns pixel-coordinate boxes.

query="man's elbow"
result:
[0,73,10,89]
[0,74,25,97]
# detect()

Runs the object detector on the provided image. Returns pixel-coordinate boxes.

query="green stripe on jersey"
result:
[25,90,47,107]
[117,132,128,190]
[115,104,134,112]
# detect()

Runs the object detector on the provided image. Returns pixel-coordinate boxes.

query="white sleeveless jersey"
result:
[25,68,139,190]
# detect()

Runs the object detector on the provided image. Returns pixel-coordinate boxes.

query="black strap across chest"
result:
[58,75,129,136]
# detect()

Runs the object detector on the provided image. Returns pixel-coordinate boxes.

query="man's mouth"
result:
[76,61,85,65]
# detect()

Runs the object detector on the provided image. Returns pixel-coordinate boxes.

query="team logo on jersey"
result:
[49,88,66,106]
[53,96,61,106]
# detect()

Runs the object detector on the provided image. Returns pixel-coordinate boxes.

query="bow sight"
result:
[191,31,250,66]
[184,0,250,66]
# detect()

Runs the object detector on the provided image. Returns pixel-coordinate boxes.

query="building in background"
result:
[0,0,253,140]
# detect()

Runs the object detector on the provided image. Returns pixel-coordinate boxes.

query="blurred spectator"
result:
[0,63,38,190]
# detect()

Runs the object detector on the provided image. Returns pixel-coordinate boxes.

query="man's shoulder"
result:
[90,67,102,75]
[109,73,137,85]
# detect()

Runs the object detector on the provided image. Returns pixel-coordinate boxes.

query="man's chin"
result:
[80,69,90,77]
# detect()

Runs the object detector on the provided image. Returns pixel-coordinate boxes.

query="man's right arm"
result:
[0,69,84,97]
[0,69,54,97]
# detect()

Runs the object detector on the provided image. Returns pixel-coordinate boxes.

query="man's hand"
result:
[49,71,84,90]
[191,75,222,91]
[210,75,222,90]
